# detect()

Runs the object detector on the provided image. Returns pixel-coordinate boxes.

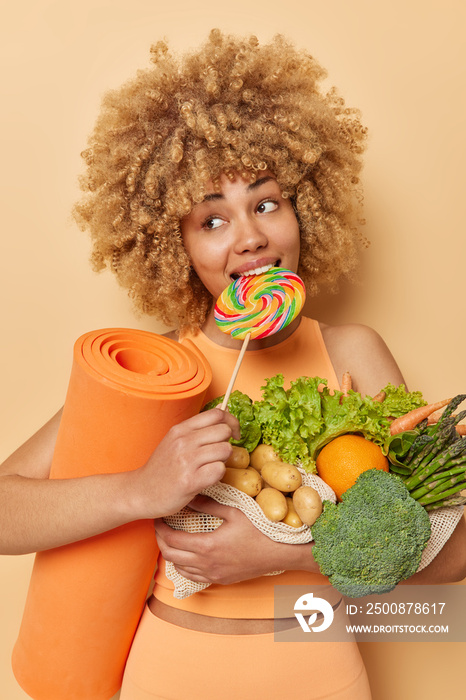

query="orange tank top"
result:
[152,317,339,618]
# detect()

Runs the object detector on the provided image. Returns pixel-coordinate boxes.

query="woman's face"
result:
[181,171,301,301]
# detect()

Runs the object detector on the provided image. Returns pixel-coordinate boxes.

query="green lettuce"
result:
[203,390,262,453]
[376,383,425,417]
[252,375,324,467]
[253,375,426,472]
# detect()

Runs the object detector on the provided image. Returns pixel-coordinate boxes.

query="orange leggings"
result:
[120,605,372,700]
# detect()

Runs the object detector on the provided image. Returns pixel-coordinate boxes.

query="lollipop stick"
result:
[220,332,251,411]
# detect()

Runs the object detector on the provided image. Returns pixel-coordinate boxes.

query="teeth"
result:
[242,263,274,277]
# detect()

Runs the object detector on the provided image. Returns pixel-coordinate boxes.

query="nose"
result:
[233,217,268,253]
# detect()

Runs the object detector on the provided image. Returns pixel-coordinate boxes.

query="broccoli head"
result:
[312,469,431,597]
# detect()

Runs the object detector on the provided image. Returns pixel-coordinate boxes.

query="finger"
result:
[195,442,230,469]
[154,530,202,566]
[195,407,241,442]
[182,407,237,433]
[154,518,219,553]
[174,567,211,584]
[188,495,236,520]
[194,421,235,448]
[153,518,177,541]
[219,409,241,441]
[172,563,205,577]
[160,546,201,568]
[194,460,227,490]
[154,519,193,549]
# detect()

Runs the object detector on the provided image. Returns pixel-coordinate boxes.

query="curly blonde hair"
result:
[73,29,367,333]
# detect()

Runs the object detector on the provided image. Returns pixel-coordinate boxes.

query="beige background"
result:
[1,0,465,698]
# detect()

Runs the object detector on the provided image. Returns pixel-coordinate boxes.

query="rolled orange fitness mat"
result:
[12,328,212,700]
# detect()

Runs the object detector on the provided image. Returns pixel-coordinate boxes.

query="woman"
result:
[3,29,466,699]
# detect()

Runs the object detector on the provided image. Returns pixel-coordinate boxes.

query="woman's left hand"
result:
[153,495,318,585]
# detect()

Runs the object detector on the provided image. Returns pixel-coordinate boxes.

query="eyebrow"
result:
[202,176,275,202]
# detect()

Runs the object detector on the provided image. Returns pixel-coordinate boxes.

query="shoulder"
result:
[319,322,405,396]
[320,322,390,356]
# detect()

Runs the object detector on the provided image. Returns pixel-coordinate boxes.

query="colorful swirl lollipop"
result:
[214,267,306,340]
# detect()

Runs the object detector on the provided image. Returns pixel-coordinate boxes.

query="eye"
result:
[256,199,278,214]
[202,215,225,230]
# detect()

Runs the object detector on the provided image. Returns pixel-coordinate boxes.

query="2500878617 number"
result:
[361,602,446,615]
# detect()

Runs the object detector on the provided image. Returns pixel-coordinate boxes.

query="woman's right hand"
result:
[0,407,239,554]
[132,408,240,519]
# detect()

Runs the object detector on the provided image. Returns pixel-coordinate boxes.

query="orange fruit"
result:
[316,434,389,501]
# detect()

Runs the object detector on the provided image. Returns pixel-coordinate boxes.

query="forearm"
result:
[0,408,238,556]
[401,514,466,585]
[0,470,144,555]
[287,514,466,584]
[282,540,320,574]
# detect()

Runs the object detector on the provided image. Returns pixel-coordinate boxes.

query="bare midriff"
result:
[147,596,297,634]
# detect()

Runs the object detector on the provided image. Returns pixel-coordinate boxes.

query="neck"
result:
[200,309,301,350]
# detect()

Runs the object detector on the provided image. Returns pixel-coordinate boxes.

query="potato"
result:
[281,497,303,528]
[221,467,262,497]
[255,488,288,522]
[261,461,302,493]
[249,444,281,472]
[225,445,250,469]
[292,486,323,526]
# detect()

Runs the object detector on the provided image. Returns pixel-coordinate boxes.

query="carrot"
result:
[389,398,452,435]
[340,371,352,397]
[428,411,466,436]
[427,410,443,425]
[372,390,386,403]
